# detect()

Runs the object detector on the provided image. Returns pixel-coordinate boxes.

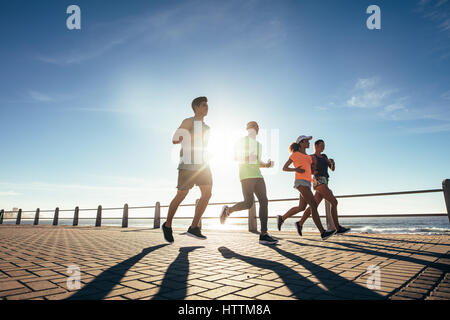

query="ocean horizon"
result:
[2,216,449,235]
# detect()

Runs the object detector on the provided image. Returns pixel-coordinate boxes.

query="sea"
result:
[3,215,449,235]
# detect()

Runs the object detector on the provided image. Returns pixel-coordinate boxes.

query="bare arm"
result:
[311,155,317,175]
[260,160,273,168]
[282,158,304,173]
[172,118,193,144]
[283,159,295,172]
[328,158,335,171]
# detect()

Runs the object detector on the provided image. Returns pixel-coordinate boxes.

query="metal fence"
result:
[1,179,449,232]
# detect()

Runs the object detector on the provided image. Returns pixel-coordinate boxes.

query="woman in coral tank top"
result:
[277,135,336,241]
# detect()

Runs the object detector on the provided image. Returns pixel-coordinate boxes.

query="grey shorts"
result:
[177,167,212,190]
[294,179,311,188]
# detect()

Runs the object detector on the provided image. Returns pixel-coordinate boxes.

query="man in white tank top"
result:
[162,97,212,242]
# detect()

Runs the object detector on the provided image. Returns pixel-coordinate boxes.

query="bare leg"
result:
[316,184,340,229]
[299,191,323,227]
[281,196,307,222]
[191,185,212,228]
[297,186,325,234]
[166,189,189,227]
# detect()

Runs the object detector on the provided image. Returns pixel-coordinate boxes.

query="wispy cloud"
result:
[346,77,397,109]
[355,77,379,90]
[37,40,125,65]
[416,0,450,59]
[36,0,287,65]
[29,90,55,102]
[403,122,450,134]
[441,90,450,100]
[0,191,21,196]
[2,90,74,105]
[340,76,450,133]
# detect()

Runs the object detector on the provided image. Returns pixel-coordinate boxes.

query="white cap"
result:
[296,135,312,144]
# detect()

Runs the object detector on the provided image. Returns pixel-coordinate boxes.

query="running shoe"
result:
[321,229,337,241]
[220,205,229,224]
[295,221,303,236]
[336,226,351,235]
[187,226,207,240]
[259,233,278,245]
[277,215,284,231]
[162,222,174,243]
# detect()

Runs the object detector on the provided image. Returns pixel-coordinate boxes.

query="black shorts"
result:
[177,167,213,190]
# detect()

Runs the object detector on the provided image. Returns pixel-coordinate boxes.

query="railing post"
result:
[16,209,22,225]
[0,209,4,224]
[95,205,102,227]
[248,199,257,232]
[154,202,160,229]
[53,207,59,226]
[33,208,40,225]
[122,203,128,228]
[325,200,335,230]
[73,206,79,226]
[443,179,450,224]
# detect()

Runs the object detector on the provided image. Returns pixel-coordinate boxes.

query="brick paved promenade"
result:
[0,225,449,300]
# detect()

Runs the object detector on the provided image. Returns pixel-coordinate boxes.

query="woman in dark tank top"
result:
[297,139,350,235]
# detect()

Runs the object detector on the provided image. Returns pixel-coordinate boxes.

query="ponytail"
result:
[289,142,300,153]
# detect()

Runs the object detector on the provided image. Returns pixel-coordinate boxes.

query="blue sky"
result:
[0,0,449,218]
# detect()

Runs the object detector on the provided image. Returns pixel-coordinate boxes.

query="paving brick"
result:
[255,293,295,300]
[25,280,59,291]
[0,280,27,291]
[216,279,254,289]
[234,285,274,298]
[121,280,155,290]
[189,279,223,290]
[123,288,160,300]
[7,288,67,300]
[198,286,241,299]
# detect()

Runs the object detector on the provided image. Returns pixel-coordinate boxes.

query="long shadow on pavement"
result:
[151,246,204,300]
[267,245,383,299]
[67,243,168,300]
[328,238,446,259]
[218,246,328,299]
[345,234,450,246]
[289,240,450,272]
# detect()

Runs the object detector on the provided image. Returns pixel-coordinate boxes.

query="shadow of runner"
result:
[267,245,383,299]
[151,246,204,300]
[218,246,327,299]
[329,238,446,259]
[289,240,450,272]
[345,234,450,246]
[67,243,168,300]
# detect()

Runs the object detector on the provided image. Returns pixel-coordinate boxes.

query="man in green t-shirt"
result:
[220,121,278,245]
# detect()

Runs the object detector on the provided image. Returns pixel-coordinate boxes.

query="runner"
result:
[292,139,350,236]
[162,97,212,243]
[276,135,336,240]
[220,121,278,245]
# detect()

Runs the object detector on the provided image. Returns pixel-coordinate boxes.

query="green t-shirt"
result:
[235,136,263,181]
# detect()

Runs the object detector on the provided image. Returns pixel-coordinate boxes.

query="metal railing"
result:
[1,179,449,231]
